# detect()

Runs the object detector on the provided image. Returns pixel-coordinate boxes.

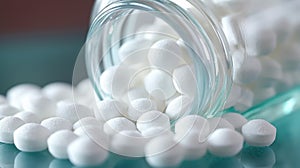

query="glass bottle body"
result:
[86,0,300,120]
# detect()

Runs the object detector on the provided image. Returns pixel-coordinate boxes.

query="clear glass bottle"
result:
[86,0,300,120]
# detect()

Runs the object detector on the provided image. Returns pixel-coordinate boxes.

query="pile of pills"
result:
[0,78,277,167]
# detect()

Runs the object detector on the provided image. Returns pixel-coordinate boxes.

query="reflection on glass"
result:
[241,146,275,168]
[209,156,243,168]
[49,159,73,168]
[14,151,53,168]
[0,143,19,168]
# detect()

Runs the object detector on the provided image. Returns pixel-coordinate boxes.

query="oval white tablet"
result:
[14,123,51,152]
[242,119,276,147]
[0,116,25,144]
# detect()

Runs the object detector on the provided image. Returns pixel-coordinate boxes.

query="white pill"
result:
[14,111,41,123]
[144,69,176,100]
[74,125,109,149]
[47,130,78,159]
[148,39,183,72]
[103,117,136,136]
[208,117,234,132]
[242,119,276,147]
[22,95,56,120]
[67,136,108,167]
[42,82,73,102]
[136,111,170,133]
[165,95,193,120]
[173,65,197,97]
[175,115,210,141]
[224,84,242,109]
[207,128,244,157]
[125,86,150,102]
[222,113,248,131]
[141,127,174,138]
[126,98,157,121]
[111,130,148,157]
[56,101,94,124]
[145,134,185,167]
[118,38,152,67]
[0,95,7,105]
[14,123,51,152]
[76,78,94,98]
[7,84,41,109]
[73,117,103,130]
[94,99,126,121]
[234,88,254,112]
[100,65,134,98]
[0,116,25,144]
[235,57,262,84]
[0,104,20,119]
[41,117,72,133]
[175,130,207,160]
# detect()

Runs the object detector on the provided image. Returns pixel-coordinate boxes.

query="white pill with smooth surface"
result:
[73,117,103,130]
[0,116,25,144]
[94,99,126,121]
[126,98,157,121]
[21,95,56,120]
[144,69,176,100]
[111,130,148,157]
[67,136,108,167]
[100,66,134,98]
[125,87,150,102]
[42,82,73,102]
[0,104,20,119]
[207,128,244,157]
[172,65,197,98]
[141,127,173,139]
[145,134,185,167]
[148,39,183,73]
[103,117,136,136]
[175,130,207,160]
[165,95,193,120]
[175,115,210,141]
[222,113,248,131]
[7,84,41,109]
[76,79,94,98]
[242,119,276,147]
[118,37,152,67]
[136,111,170,133]
[56,101,94,124]
[14,111,41,123]
[41,117,72,134]
[47,130,78,159]
[74,125,109,149]
[208,117,234,132]
[14,123,51,152]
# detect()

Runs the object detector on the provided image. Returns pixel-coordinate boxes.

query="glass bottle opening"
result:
[86,0,232,120]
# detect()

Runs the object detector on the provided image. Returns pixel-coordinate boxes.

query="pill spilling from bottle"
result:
[0,76,277,167]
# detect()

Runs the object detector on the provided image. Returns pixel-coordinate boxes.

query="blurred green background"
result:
[0,0,94,94]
